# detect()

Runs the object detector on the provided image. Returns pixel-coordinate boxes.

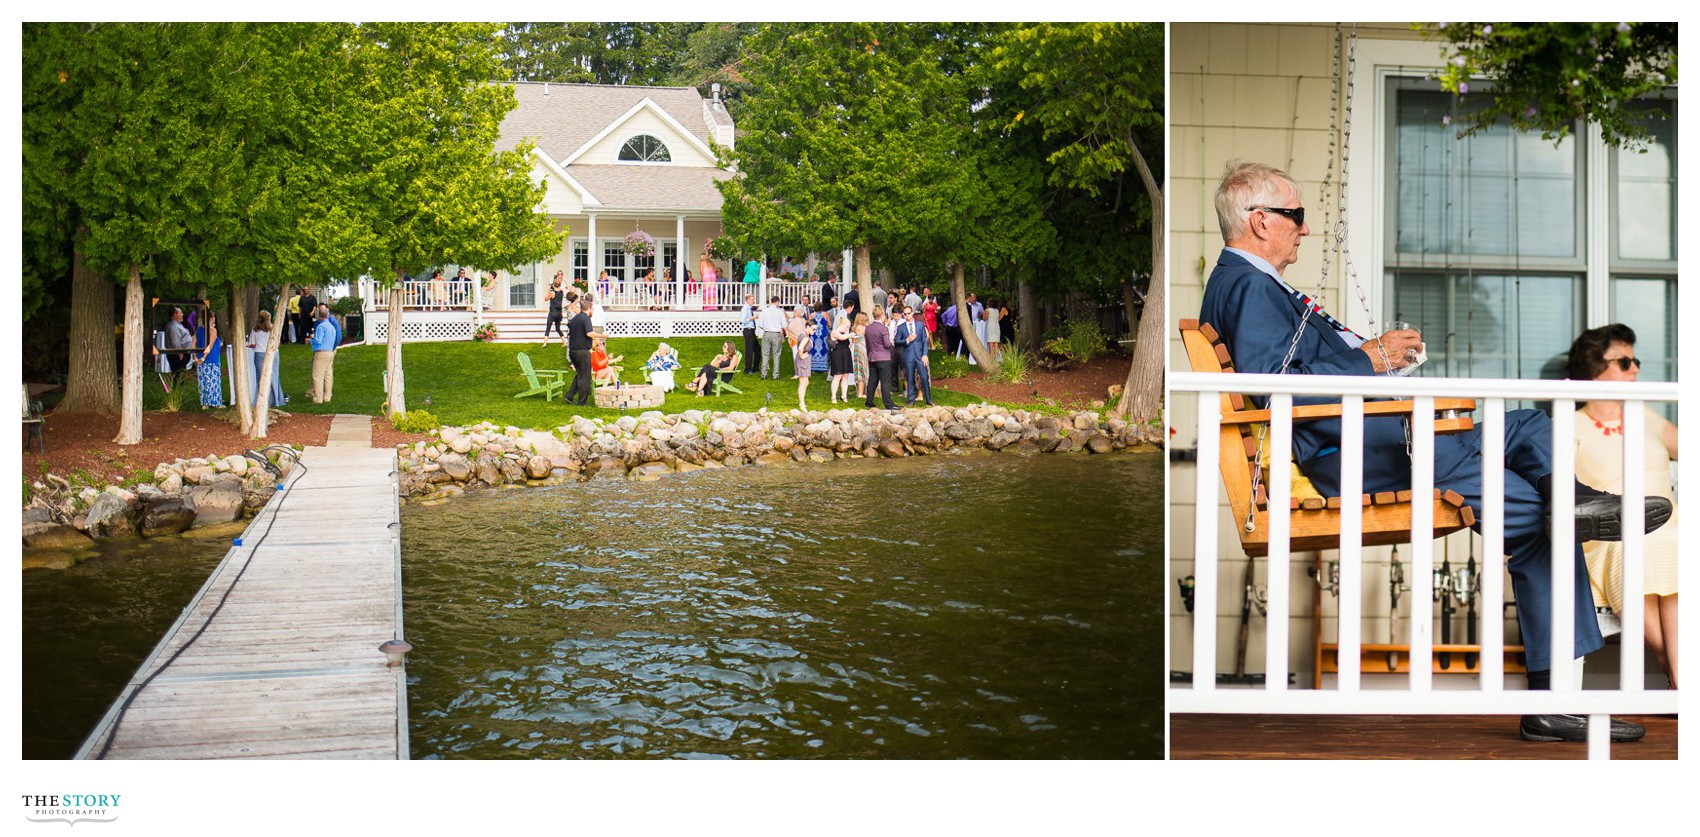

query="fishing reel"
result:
[1178,575,1196,613]
[1247,582,1270,616]
[1388,548,1407,604]
[1432,562,1455,604]
[1308,560,1340,597]
[1452,563,1478,606]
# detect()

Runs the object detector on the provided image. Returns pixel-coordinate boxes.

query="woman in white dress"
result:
[1567,323,1679,688]
[983,300,1002,365]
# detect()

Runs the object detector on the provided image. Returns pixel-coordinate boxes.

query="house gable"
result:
[562,97,720,168]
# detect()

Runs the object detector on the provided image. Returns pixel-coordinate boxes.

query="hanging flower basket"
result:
[624,230,656,258]
[705,235,736,262]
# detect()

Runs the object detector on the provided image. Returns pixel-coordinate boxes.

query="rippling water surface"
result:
[403,453,1161,759]
[22,536,230,759]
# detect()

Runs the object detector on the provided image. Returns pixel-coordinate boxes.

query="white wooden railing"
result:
[369,279,479,310]
[1170,372,1680,759]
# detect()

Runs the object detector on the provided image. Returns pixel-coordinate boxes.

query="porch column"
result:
[588,213,600,285]
[675,213,686,309]
[472,271,483,326]
[759,251,768,303]
[842,247,854,296]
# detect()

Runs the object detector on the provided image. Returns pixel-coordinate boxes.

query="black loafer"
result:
[1575,495,1673,542]
[1519,713,1646,742]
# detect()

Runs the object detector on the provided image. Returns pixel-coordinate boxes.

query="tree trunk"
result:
[230,287,253,434]
[251,281,292,439]
[1017,270,1039,355]
[951,262,996,371]
[1116,129,1165,424]
[1121,277,1140,344]
[854,243,874,316]
[385,273,407,416]
[244,285,260,335]
[59,244,120,413]
[114,267,145,444]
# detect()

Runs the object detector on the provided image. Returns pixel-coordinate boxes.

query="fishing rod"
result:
[1457,544,1480,669]
[1435,550,1455,670]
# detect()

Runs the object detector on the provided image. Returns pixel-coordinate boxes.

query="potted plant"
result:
[473,322,499,343]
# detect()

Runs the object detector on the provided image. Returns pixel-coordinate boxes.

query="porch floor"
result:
[1170,713,1677,759]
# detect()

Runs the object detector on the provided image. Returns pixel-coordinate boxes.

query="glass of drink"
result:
[1383,321,1423,374]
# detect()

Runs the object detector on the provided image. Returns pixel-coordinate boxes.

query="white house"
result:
[363,81,845,343]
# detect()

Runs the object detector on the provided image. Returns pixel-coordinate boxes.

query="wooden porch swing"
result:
[1179,318,1479,557]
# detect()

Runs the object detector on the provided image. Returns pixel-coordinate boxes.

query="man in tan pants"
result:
[308,305,337,402]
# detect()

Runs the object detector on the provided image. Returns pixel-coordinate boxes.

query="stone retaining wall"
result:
[400,404,1161,502]
[22,453,295,550]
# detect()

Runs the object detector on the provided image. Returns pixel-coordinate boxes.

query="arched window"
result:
[618,134,671,163]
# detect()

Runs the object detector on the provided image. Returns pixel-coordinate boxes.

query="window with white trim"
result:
[1383,79,1676,416]
[571,240,590,284]
[618,134,671,163]
[602,242,627,283]
[509,263,536,307]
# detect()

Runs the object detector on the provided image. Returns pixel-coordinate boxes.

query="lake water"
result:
[401,452,1161,759]
[21,535,230,759]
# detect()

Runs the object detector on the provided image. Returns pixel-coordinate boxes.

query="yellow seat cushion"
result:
[1255,424,1324,501]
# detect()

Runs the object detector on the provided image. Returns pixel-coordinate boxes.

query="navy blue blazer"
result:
[1197,250,1410,494]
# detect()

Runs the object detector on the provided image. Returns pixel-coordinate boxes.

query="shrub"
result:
[931,353,972,379]
[390,409,441,434]
[1040,337,1079,369]
[473,322,499,343]
[1065,320,1108,366]
[331,296,364,317]
[988,348,1032,384]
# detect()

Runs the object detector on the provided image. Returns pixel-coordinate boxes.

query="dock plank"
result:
[78,433,407,760]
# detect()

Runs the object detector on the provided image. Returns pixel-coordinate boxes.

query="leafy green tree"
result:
[993,22,1165,422]
[339,23,564,417]
[718,24,980,317]
[23,24,116,413]
[45,23,247,443]
[1423,22,1676,148]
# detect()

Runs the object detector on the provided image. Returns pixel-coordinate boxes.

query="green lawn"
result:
[242,337,994,429]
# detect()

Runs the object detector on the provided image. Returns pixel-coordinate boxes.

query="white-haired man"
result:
[1196,160,1668,743]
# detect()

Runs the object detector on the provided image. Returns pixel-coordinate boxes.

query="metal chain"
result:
[1244,24,1346,533]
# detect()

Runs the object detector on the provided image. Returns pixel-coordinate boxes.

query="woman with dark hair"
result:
[1566,323,1680,688]
[196,312,225,408]
[686,341,741,396]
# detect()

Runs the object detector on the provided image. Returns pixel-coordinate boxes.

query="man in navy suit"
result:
[1197,161,1668,742]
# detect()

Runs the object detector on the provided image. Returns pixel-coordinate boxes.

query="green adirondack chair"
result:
[712,353,743,396]
[516,352,569,401]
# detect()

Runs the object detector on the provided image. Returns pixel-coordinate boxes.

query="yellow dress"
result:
[1573,406,1679,612]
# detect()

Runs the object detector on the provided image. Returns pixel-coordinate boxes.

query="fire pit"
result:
[592,383,664,410]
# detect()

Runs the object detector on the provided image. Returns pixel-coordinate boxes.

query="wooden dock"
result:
[77,416,407,760]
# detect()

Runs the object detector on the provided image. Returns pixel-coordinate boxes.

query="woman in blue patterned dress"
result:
[809,300,832,379]
[196,312,225,408]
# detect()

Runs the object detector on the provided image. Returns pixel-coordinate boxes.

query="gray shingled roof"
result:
[565,164,731,212]
[497,81,716,161]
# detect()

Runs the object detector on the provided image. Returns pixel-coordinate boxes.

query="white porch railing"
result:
[1170,372,1680,759]
[369,278,479,310]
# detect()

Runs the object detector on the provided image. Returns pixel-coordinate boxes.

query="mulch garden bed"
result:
[23,410,336,488]
[936,352,1131,410]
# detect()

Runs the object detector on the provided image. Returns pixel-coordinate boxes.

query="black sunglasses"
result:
[1250,205,1305,227]
[1604,356,1642,372]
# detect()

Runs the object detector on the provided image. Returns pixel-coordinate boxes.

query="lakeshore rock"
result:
[141,498,196,537]
[187,480,245,526]
[23,522,96,549]
[439,454,472,482]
